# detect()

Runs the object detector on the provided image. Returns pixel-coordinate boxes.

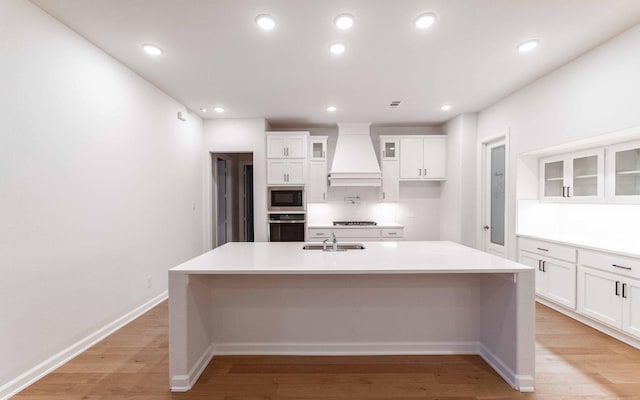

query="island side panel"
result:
[169,272,213,391]
[205,274,483,354]
[479,271,535,392]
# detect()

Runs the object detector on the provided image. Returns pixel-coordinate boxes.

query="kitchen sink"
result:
[302,243,366,251]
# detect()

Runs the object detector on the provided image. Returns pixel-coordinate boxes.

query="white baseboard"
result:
[170,344,214,392]
[0,291,168,400]
[478,343,534,392]
[536,297,640,350]
[211,341,480,356]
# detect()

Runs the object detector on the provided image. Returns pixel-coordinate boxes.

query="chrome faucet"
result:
[322,238,329,251]
[331,230,338,251]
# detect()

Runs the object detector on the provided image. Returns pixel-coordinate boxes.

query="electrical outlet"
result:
[146,276,153,288]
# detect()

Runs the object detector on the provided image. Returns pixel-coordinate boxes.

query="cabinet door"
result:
[309,138,327,161]
[286,160,306,184]
[577,266,623,329]
[567,149,604,201]
[399,138,423,179]
[622,276,640,338]
[267,136,287,158]
[381,161,399,201]
[422,137,446,180]
[606,140,640,202]
[286,136,307,158]
[540,156,567,199]
[267,160,287,184]
[543,258,576,309]
[381,138,399,161]
[519,252,545,295]
[308,161,327,202]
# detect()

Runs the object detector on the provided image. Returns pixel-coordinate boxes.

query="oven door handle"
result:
[268,220,306,224]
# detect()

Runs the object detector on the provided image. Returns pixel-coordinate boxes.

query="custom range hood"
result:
[329,123,382,187]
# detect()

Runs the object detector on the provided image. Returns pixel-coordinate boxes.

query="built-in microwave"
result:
[268,186,305,212]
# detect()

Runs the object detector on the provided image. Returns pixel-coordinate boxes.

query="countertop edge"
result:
[517,233,640,258]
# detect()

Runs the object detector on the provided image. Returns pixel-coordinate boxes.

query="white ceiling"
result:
[30,0,640,127]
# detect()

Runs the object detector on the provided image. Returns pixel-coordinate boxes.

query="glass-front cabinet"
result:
[309,136,327,162]
[380,137,399,161]
[606,140,640,201]
[540,149,604,201]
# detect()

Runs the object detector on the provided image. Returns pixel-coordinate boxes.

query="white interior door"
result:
[483,139,506,257]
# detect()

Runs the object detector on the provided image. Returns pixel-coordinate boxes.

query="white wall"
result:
[441,114,477,247]
[476,24,640,260]
[0,0,204,395]
[203,119,268,244]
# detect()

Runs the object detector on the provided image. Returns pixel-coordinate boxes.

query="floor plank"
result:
[11,302,640,399]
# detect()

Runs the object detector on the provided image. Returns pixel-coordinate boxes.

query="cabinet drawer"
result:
[519,238,577,263]
[580,249,640,280]
[308,229,331,240]
[381,228,404,238]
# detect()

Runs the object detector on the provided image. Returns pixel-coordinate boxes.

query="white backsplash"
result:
[308,183,441,240]
[517,199,640,253]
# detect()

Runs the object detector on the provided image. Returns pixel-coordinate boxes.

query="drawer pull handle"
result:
[388,232,397,235]
[622,283,628,299]
[536,247,549,252]
[612,264,632,270]
[314,233,325,236]
[616,281,621,296]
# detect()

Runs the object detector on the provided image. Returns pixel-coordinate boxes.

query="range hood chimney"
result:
[329,123,382,187]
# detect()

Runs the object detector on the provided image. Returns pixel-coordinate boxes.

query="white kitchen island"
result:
[169,241,535,392]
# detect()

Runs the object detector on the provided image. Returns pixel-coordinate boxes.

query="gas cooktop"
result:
[332,221,378,226]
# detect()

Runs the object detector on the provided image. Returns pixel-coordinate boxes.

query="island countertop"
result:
[171,241,532,274]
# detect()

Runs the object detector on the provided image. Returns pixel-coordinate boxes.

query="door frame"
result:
[213,154,233,248]
[238,160,253,242]
[478,130,510,257]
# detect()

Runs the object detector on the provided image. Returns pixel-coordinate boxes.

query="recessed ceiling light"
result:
[518,39,539,53]
[200,108,207,113]
[327,106,337,112]
[415,13,436,29]
[440,104,452,111]
[213,107,225,113]
[141,43,163,56]
[255,14,276,30]
[329,43,346,55]
[335,14,354,30]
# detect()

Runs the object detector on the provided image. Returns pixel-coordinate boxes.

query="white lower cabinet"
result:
[520,235,640,344]
[307,227,404,242]
[623,277,640,338]
[519,250,576,309]
[577,266,623,327]
[577,249,640,339]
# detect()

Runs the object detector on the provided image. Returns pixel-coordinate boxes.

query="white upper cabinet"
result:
[266,132,309,185]
[307,136,328,202]
[399,136,446,180]
[267,159,306,185]
[381,160,399,202]
[540,148,604,201]
[309,137,328,161]
[606,140,640,202]
[380,137,399,161]
[267,133,308,158]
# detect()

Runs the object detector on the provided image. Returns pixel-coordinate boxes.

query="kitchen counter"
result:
[307,223,404,229]
[517,233,640,258]
[172,241,530,274]
[169,241,535,393]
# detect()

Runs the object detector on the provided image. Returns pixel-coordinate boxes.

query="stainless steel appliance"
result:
[268,213,306,242]
[268,186,305,212]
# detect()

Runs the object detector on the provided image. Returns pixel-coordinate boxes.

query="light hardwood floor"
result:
[12,302,640,399]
